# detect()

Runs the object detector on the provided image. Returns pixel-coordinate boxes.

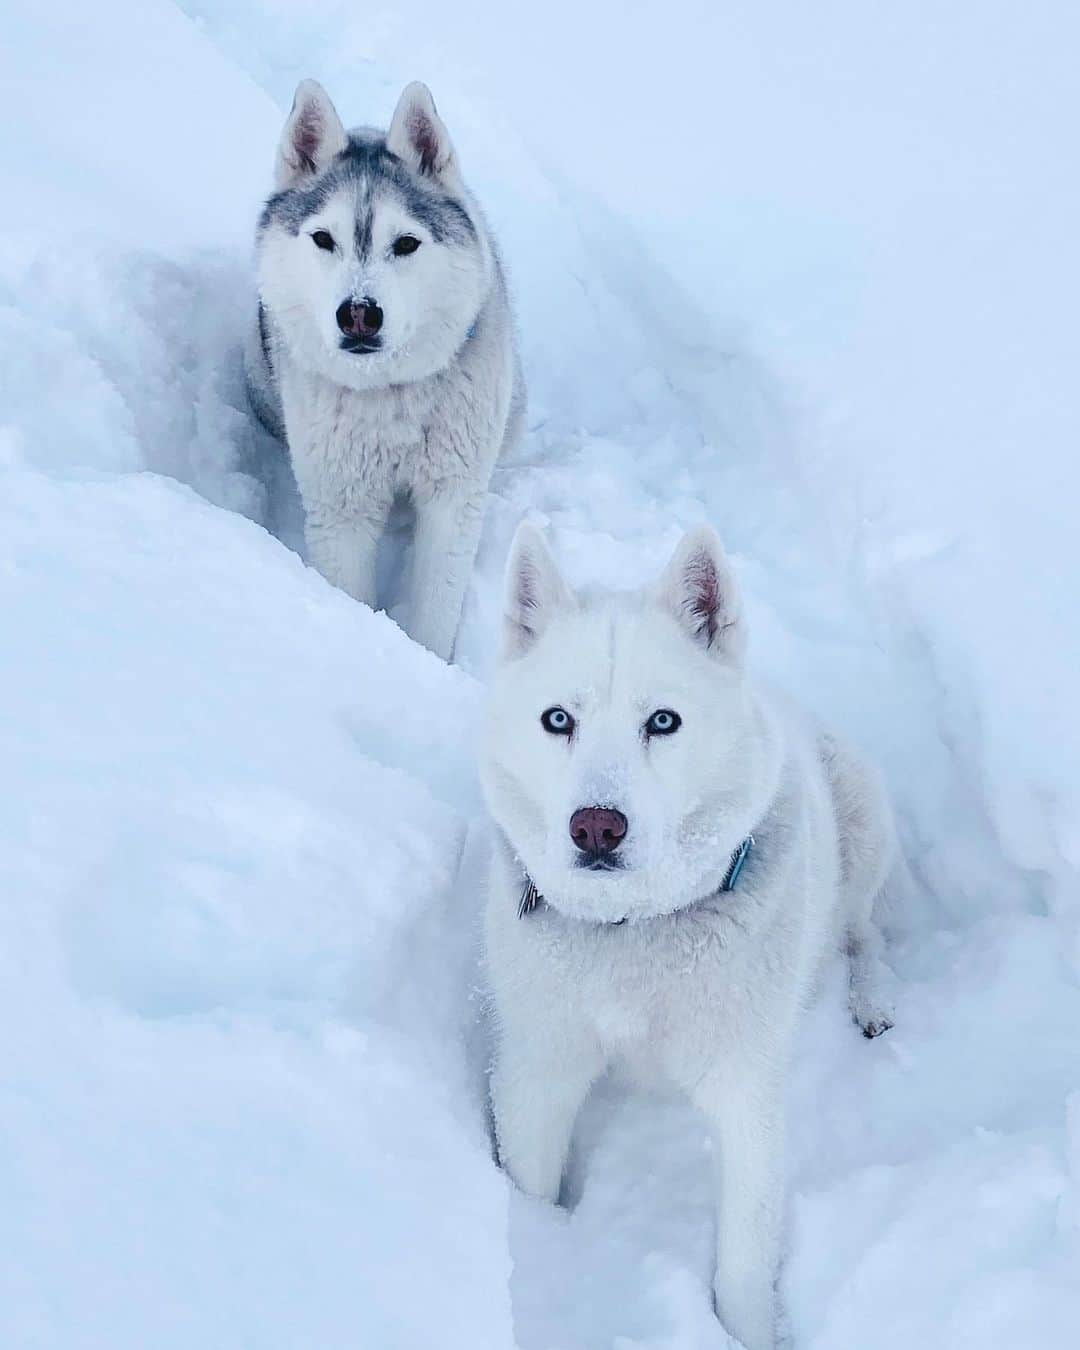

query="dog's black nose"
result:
[569,807,628,857]
[336,298,383,339]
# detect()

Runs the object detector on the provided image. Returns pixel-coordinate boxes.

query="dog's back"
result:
[818,728,894,924]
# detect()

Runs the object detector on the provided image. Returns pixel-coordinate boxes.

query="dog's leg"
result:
[846,921,895,1039]
[694,1071,784,1350]
[820,729,897,1038]
[304,500,389,609]
[408,483,487,661]
[490,1032,604,1203]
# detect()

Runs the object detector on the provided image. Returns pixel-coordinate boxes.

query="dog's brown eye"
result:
[393,234,421,257]
[645,709,681,737]
[311,230,335,251]
[541,707,574,736]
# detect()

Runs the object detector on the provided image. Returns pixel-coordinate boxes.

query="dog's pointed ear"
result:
[501,522,576,661]
[387,82,458,181]
[655,526,744,659]
[275,80,348,189]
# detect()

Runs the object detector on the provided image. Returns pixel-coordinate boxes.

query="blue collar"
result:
[721,834,755,891]
[518,835,755,922]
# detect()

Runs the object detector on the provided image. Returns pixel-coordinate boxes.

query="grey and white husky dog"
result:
[482,523,897,1350]
[248,80,523,660]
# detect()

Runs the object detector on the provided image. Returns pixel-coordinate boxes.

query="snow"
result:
[2,1,1078,1346]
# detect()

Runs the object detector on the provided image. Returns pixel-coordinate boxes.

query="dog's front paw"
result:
[860,1013,894,1039]
[849,983,895,1040]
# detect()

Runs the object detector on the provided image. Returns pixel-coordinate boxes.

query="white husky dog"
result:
[248,80,523,660]
[482,523,896,1350]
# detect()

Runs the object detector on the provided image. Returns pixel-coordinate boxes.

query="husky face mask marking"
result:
[483,524,774,923]
[257,80,490,390]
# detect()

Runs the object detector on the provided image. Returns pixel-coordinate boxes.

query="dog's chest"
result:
[284,369,440,490]
[545,912,742,1072]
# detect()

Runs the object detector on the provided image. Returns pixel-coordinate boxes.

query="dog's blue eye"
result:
[646,709,681,737]
[541,707,574,735]
[393,234,421,257]
[311,230,335,251]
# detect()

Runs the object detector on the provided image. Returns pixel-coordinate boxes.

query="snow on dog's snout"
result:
[482,522,779,923]
[551,720,644,871]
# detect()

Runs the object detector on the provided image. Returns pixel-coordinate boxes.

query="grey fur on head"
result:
[260,133,477,250]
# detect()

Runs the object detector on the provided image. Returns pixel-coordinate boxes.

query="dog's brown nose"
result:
[569,806,628,857]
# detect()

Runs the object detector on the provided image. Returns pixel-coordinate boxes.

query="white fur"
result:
[481,524,897,1350]
[252,81,523,660]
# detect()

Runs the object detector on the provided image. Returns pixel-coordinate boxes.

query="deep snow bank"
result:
[2,0,1079,1347]
[2,2,512,1346]
[0,464,510,1347]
